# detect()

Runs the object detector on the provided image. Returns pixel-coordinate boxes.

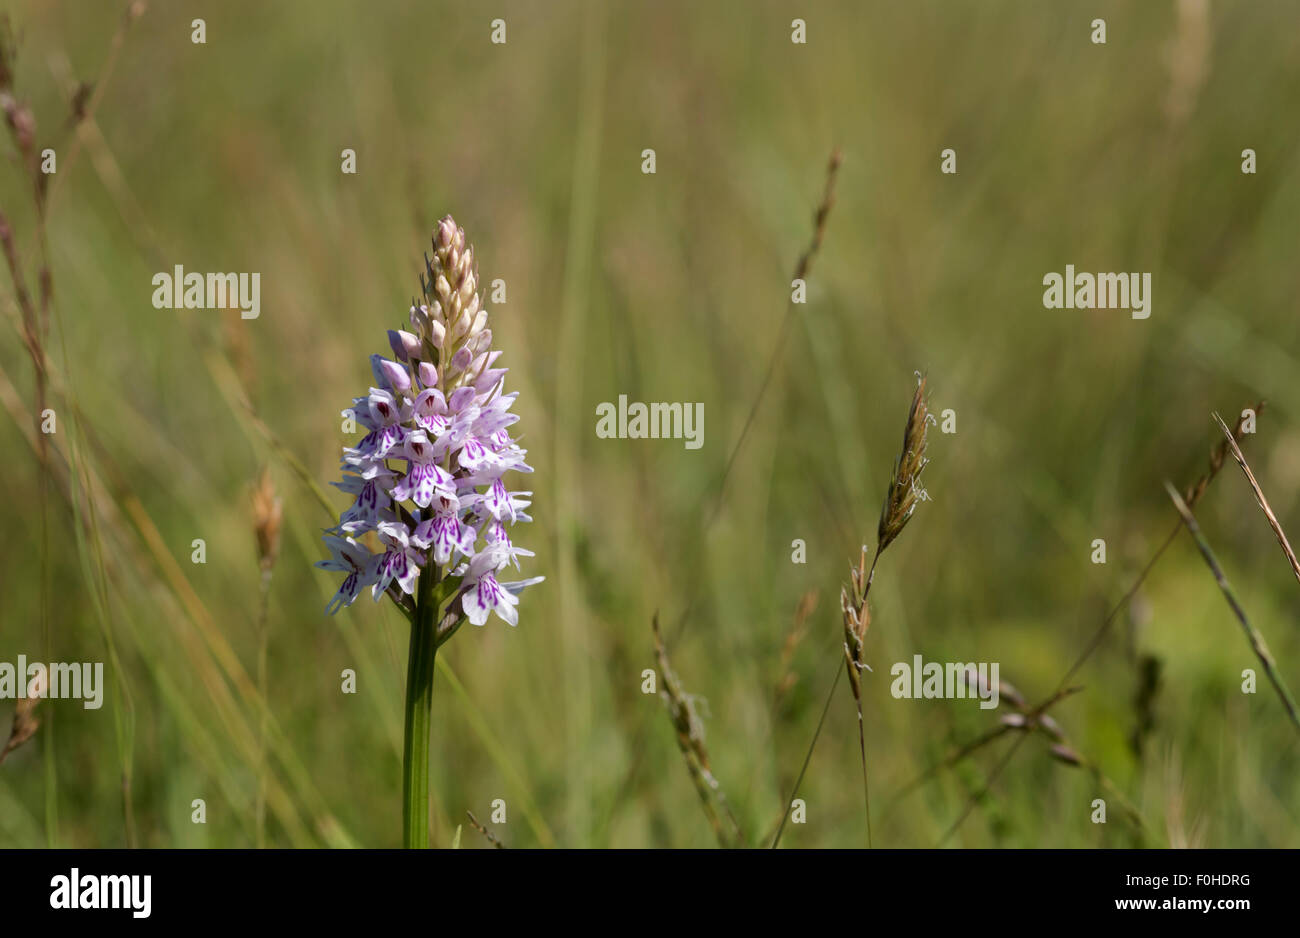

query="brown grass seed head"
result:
[877,375,931,556]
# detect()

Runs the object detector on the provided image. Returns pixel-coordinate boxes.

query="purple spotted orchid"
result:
[318,216,542,633]
[317,216,544,847]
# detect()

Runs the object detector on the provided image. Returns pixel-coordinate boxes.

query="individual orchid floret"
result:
[459,545,520,627]
[334,466,396,524]
[372,521,421,598]
[350,387,411,460]
[411,497,475,566]
[390,431,456,508]
[316,536,378,614]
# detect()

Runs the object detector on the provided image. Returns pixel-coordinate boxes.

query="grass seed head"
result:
[877,374,931,556]
[0,668,44,766]
[252,467,282,574]
[1184,400,1264,508]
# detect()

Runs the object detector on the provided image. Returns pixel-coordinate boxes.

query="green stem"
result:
[402,568,440,848]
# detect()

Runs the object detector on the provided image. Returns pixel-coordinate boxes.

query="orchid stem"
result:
[402,567,440,848]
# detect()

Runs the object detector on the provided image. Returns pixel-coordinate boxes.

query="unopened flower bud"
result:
[388,329,422,362]
[418,361,438,388]
[372,354,411,392]
[436,216,459,252]
[470,307,488,336]
[428,319,446,348]
[452,308,472,342]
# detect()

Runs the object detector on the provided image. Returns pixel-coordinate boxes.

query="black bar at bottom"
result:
[1,848,1284,924]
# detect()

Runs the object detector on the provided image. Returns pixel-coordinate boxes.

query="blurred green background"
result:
[2,0,1299,848]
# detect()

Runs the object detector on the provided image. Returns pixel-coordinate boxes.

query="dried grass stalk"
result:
[466,810,506,849]
[774,590,817,704]
[651,615,743,847]
[251,466,281,848]
[1212,411,1300,590]
[938,402,1264,844]
[838,374,932,847]
[1165,481,1300,736]
[1184,402,1265,510]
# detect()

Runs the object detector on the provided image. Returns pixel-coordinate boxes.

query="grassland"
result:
[1,0,1298,848]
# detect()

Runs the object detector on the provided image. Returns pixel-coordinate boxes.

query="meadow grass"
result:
[2,0,1299,848]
